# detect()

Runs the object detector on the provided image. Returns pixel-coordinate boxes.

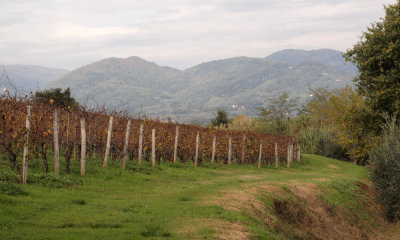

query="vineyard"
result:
[0,97,300,182]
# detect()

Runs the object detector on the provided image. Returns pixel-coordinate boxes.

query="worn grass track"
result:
[1,154,399,239]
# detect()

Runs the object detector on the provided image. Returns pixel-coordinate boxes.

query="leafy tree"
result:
[34,88,78,109]
[291,89,344,158]
[211,108,230,130]
[306,86,380,164]
[300,88,331,122]
[257,91,298,135]
[344,1,400,116]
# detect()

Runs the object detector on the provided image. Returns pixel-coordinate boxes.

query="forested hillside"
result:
[48,49,357,122]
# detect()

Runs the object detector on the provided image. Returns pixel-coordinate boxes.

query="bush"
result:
[297,126,349,161]
[28,172,82,188]
[370,118,400,222]
[0,182,28,196]
[297,126,332,154]
[0,168,20,183]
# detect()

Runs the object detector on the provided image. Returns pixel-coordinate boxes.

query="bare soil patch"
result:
[213,221,251,240]
[206,181,400,240]
[177,219,251,240]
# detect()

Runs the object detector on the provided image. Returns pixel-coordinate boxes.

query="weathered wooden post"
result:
[173,126,179,163]
[287,145,291,168]
[290,144,294,164]
[194,131,199,166]
[211,136,216,163]
[73,116,77,160]
[258,140,263,169]
[296,143,301,162]
[87,124,91,159]
[22,106,32,184]
[275,143,278,167]
[228,136,232,165]
[122,119,131,170]
[80,118,86,175]
[241,134,246,165]
[93,118,97,158]
[152,129,156,167]
[65,112,72,173]
[53,108,60,173]
[138,123,143,165]
[66,112,70,143]
[103,116,114,167]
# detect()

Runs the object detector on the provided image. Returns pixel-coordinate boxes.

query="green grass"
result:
[0,154,375,239]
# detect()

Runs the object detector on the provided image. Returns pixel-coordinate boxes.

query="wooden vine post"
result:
[87,123,91,159]
[73,116,77,160]
[93,118,97,158]
[290,144,294,165]
[152,129,156,167]
[241,134,246,165]
[66,112,70,143]
[258,140,263,169]
[194,131,199,166]
[173,126,179,163]
[275,143,278,167]
[122,119,131,170]
[296,143,301,162]
[103,116,114,167]
[228,136,232,165]
[22,106,32,184]
[53,108,60,173]
[65,112,71,173]
[80,118,86,175]
[211,136,216,163]
[138,123,143,165]
[287,145,291,168]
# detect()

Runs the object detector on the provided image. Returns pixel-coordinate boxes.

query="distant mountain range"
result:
[4,49,358,123]
[1,65,69,92]
[48,49,357,123]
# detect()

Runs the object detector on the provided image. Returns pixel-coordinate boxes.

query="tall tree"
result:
[257,91,298,135]
[308,86,380,164]
[34,88,78,109]
[344,1,400,116]
[211,108,230,130]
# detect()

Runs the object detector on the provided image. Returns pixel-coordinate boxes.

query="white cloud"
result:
[0,0,396,70]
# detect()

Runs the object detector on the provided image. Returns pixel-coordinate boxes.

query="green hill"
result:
[48,49,357,123]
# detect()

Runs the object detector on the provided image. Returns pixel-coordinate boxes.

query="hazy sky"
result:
[0,0,396,70]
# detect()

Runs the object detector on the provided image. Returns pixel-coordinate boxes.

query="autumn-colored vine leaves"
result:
[0,98,300,183]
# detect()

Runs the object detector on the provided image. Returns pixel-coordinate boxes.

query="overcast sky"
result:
[0,0,396,70]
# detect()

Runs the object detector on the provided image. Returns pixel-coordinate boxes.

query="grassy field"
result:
[1,154,399,239]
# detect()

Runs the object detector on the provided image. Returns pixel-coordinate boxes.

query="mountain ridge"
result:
[47,49,357,123]
[1,64,69,92]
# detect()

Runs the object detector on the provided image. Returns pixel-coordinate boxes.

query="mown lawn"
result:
[0,154,388,239]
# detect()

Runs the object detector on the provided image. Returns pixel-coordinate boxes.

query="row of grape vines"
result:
[0,97,299,180]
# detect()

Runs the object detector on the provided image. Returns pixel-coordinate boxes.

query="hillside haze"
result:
[48,49,357,123]
[1,65,69,92]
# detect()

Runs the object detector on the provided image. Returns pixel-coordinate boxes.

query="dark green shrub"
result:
[0,168,20,183]
[370,118,400,222]
[28,173,82,188]
[72,199,87,205]
[0,182,28,196]
[297,126,349,161]
[141,225,171,237]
